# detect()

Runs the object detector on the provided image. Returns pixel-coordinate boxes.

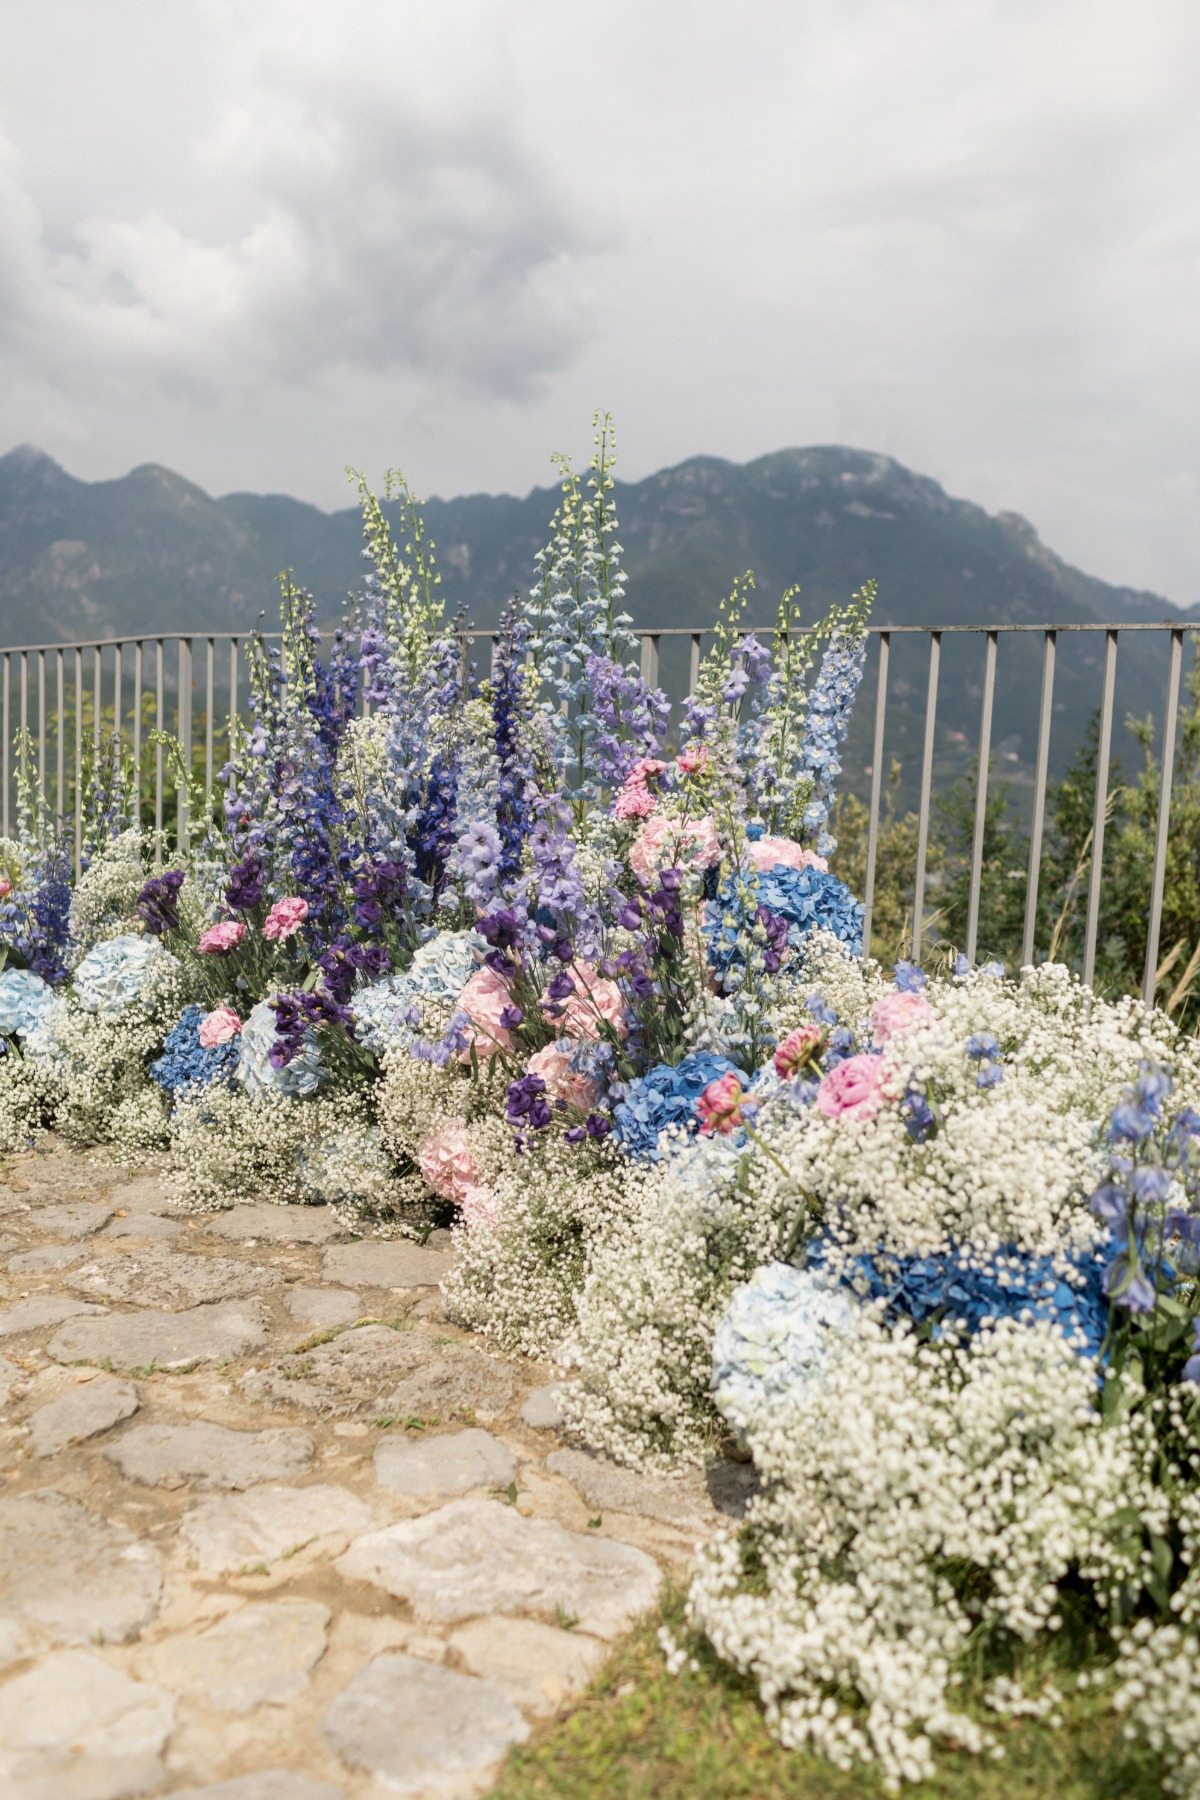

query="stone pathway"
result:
[0,1141,749,1799]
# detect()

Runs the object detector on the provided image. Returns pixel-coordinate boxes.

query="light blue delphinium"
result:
[236,997,325,1099]
[0,967,56,1039]
[712,1262,859,1437]
[72,934,173,1020]
[405,929,485,1010]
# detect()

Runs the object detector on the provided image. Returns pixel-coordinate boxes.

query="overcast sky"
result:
[2,0,1198,603]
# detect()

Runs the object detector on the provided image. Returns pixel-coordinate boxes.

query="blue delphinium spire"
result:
[797,582,873,856]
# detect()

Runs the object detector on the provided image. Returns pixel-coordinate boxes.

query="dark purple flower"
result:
[505,1073,551,1130]
[546,970,575,1003]
[135,869,184,936]
[585,1113,611,1139]
[226,856,266,912]
[499,1005,524,1030]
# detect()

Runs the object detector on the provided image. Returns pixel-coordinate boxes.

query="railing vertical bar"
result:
[965,631,998,964]
[56,649,65,820]
[177,638,193,852]
[689,633,702,694]
[154,640,164,861]
[1021,631,1057,969]
[205,637,214,798]
[861,631,890,958]
[74,648,83,878]
[230,638,238,733]
[93,645,102,755]
[133,642,143,823]
[1082,631,1118,989]
[911,631,941,959]
[37,649,46,795]
[2,654,8,838]
[20,652,28,764]
[1142,628,1185,1008]
[639,633,660,687]
[113,643,123,753]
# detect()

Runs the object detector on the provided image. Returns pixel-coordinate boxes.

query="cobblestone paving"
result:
[0,1141,748,1799]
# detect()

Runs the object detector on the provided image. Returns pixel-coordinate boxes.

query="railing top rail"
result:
[0,620,1192,657]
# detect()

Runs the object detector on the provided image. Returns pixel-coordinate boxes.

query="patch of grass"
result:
[493,1592,1167,1800]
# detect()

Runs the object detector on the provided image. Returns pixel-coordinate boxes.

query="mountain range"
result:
[0,440,1193,791]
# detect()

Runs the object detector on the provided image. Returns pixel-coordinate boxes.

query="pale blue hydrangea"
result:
[405,929,485,1010]
[352,972,421,1057]
[236,998,325,1100]
[72,934,172,1020]
[17,994,71,1063]
[712,1261,859,1436]
[0,967,56,1039]
[296,1125,394,1204]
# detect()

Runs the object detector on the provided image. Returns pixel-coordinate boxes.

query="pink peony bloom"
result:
[697,1070,750,1136]
[418,1120,484,1203]
[816,1054,886,1123]
[197,919,247,954]
[459,1183,501,1235]
[459,965,517,1058]
[546,963,629,1041]
[744,835,828,875]
[613,783,658,822]
[870,990,934,1045]
[676,745,708,776]
[197,1005,241,1047]
[629,813,722,886]
[774,1023,823,1079]
[0,876,11,899]
[262,895,309,941]
[527,1042,600,1113]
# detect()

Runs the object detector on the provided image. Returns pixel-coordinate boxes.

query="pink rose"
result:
[0,876,11,899]
[629,813,722,886]
[744,835,828,875]
[459,965,516,1058]
[459,1183,501,1235]
[774,1024,822,1079]
[697,1070,749,1136]
[870,991,934,1045]
[262,896,309,941]
[677,745,708,776]
[418,1120,483,1203]
[527,1042,599,1113]
[197,919,247,954]
[546,964,628,1041]
[816,1055,886,1123]
[198,1005,241,1047]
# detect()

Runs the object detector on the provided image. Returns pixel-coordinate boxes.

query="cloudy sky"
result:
[2,0,1198,602]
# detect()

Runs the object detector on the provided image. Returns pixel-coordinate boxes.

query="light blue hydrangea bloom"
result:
[351,972,421,1058]
[405,930,485,1010]
[16,994,71,1063]
[0,967,57,1039]
[72,934,173,1020]
[296,1125,394,1204]
[712,1262,859,1435]
[236,998,325,1099]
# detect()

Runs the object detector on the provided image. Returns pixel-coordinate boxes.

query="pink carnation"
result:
[613,783,658,822]
[197,919,247,954]
[0,876,11,899]
[629,813,722,886]
[546,964,629,1041]
[774,1023,822,1079]
[459,965,516,1058]
[816,1054,886,1123]
[744,835,828,875]
[459,1184,501,1235]
[676,745,708,776]
[697,1070,749,1136]
[526,1042,599,1112]
[197,1005,241,1047]
[870,991,934,1045]
[262,896,309,941]
[417,1120,483,1203]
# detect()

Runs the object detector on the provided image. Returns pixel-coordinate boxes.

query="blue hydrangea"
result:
[150,1005,239,1097]
[611,1050,738,1161]
[72,934,174,1020]
[707,868,864,971]
[0,967,57,1040]
[822,1241,1109,1359]
[236,998,325,1099]
[712,1262,859,1435]
[19,995,71,1063]
[405,930,485,1011]
[351,973,422,1057]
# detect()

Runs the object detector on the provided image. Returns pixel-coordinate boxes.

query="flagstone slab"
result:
[285,1287,361,1329]
[173,1775,344,1799]
[0,1491,162,1651]
[322,1239,451,1289]
[137,1600,329,1713]
[28,1200,115,1238]
[7,1243,91,1273]
[206,1203,343,1245]
[100,1213,182,1243]
[448,1614,607,1715]
[0,1296,104,1339]
[104,1176,181,1216]
[28,1373,139,1457]
[241,1323,521,1421]
[320,1651,528,1794]
[520,1383,566,1430]
[0,1649,175,1800]
[181,1484,373,1574]
[47,1300,270,1371]
[66,1245,281,1310]
[0,1355,23,1404]
[103,1420,314,1491]
[373,1427,517,1501]
[544,1446,717,1529]
[336,1496,661,1638]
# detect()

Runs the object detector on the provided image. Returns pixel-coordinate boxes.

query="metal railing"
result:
[0,620,1191,1006]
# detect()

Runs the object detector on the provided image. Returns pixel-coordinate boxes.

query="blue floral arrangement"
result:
[72,934,172,1020]
[150,1005,240,1097]
[0,967,57,1040]
[711,1261,860,1435]
[612,1051,739,1161]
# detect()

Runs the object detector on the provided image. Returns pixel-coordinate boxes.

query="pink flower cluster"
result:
[697,1070,750,1136]
[629,813,722,886]
[197,1006,241,1047]
[459,965,517,1058]
[544,964,628,1041]
[774,1023,822,1079]
[816,1054,886,1123]
[870,990,934,1044]
[197,919,246,955]
[613,758,667,822]
[262,896,309,941]
[526,1042,599,1113]
[744,835,828,876]
[676,744,707,777]
[417,1120,483,1203]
